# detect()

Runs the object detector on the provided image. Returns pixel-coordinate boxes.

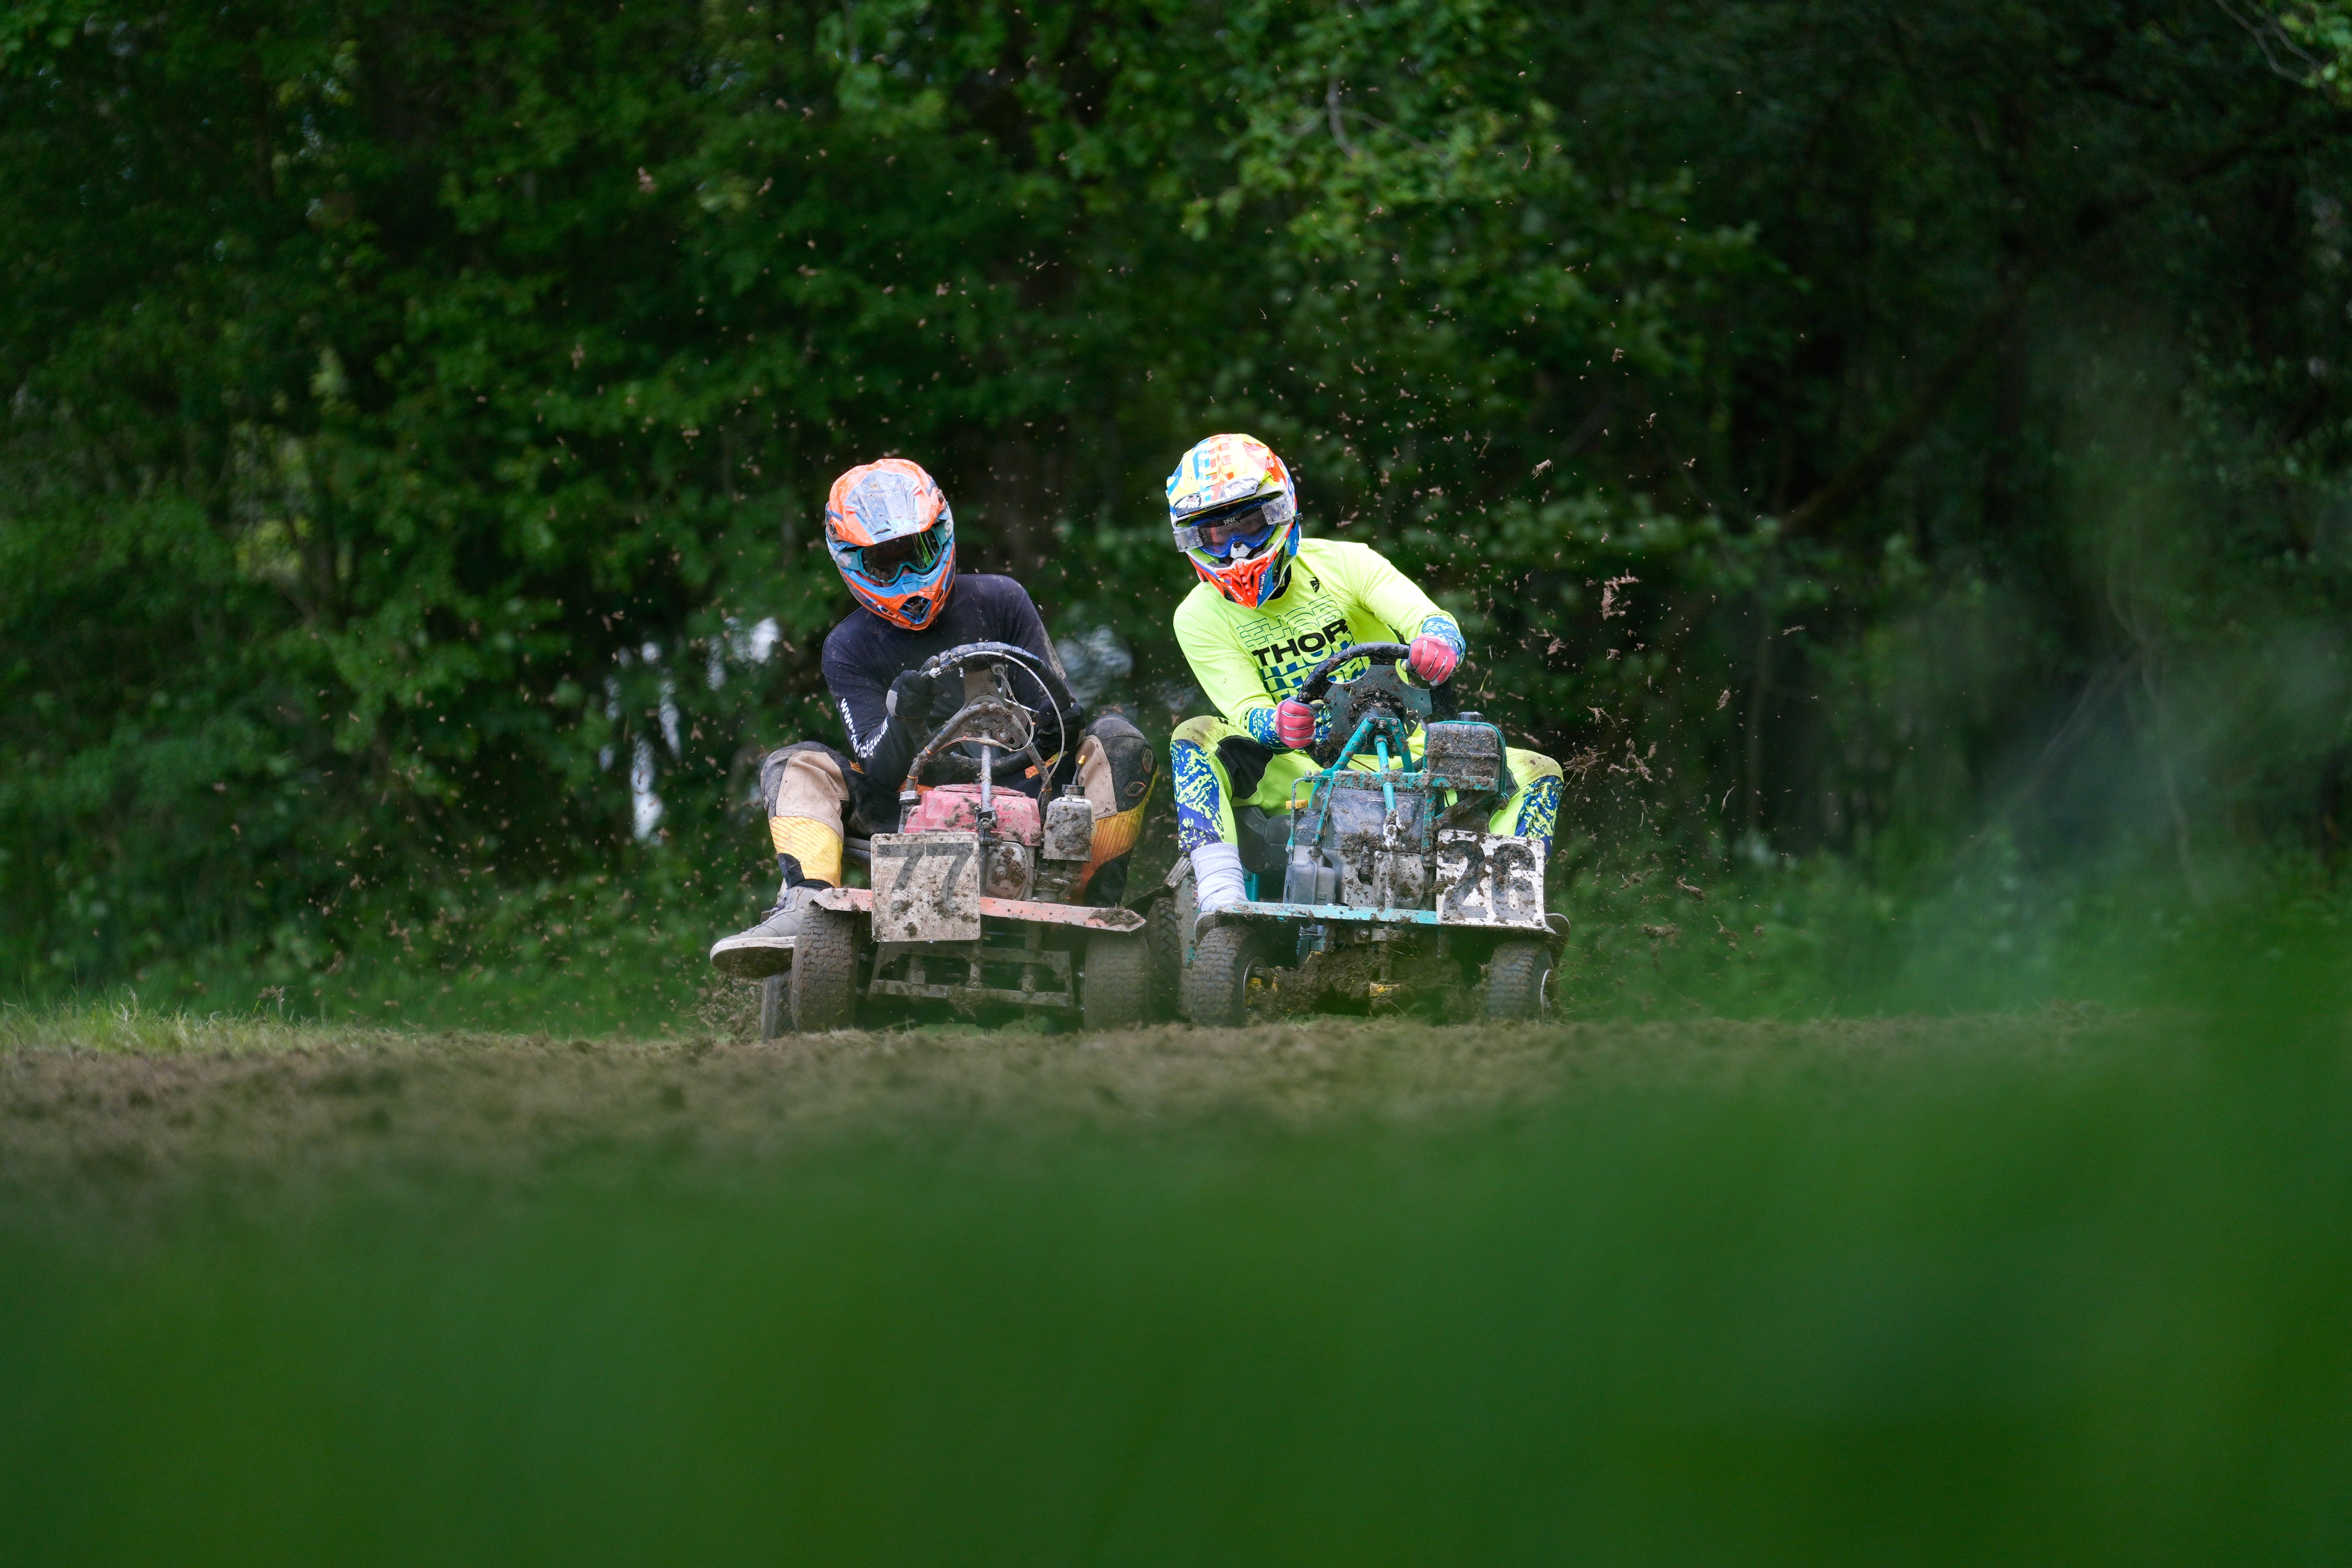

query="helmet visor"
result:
[844,527,945,583]
[1172,495,1293,561]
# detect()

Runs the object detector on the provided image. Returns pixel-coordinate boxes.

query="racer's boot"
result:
[708,882,823,979]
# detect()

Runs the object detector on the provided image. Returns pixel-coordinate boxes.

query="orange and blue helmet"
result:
[825,458,956,631]
[1166,433,1299,609]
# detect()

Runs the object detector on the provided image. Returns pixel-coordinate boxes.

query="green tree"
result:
[3,0,2347,1009]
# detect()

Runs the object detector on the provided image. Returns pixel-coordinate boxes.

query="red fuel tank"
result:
[901,783,1042,844]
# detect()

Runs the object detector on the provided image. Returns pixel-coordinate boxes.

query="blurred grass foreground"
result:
[5,934,2352,1565]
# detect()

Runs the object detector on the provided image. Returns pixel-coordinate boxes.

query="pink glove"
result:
[1274,698,1317,750]
[1407,634,1461,686]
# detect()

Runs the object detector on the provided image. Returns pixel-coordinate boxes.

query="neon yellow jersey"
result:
[1171,537,1462,749]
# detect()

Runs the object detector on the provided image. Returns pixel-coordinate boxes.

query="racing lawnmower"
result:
[1153,643,1567,1027]
[761,640,1150,1037]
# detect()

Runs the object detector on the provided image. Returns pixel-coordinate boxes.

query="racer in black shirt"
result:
[710,458,1156,978]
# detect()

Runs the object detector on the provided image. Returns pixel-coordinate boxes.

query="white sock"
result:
[1190,841,1248,913]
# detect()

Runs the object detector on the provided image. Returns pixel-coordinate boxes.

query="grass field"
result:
[4,986,2350,1565]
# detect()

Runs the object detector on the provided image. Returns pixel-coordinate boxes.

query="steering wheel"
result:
[916,639,1071,704]
[1298,641,1413,703]
[1296,641,1459,767]
[898,641,1072,798]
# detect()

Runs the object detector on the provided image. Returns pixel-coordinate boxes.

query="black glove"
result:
[886,667,941,723]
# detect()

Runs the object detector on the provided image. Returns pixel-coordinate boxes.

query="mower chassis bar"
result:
[1201,900,1565,943]
[1204,899,1443,928]
[809,886,1145,934]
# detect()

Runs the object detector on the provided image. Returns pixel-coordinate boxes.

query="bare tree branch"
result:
[1781,276,2034,539]
[2214,0,2329,87]
[1326,76,1357,159]
[1780,137,2271,539]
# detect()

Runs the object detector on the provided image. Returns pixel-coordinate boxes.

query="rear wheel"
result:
[1184,924,1261,1029]
[1081,930,1151,1031]
[1486,941,1554,1022]
[1144,895,1183,1020]
[758,974,786,1041]
[789,907,862,1032]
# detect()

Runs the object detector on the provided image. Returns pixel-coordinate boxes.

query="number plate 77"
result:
[869,831,983,943]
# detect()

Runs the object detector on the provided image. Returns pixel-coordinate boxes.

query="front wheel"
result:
[1081,930,1151,1031]
[1486,941,1555,1022]
[1184,924,1261,1029]
[789,906,863,1032]
[758,974,786,1041]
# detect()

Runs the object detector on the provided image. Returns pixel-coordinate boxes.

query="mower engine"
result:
[902,784,1044,899]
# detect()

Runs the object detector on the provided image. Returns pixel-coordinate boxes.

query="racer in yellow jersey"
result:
[1162,433,1563,916]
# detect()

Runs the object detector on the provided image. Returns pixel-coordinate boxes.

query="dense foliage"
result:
[4,0,2349,1008]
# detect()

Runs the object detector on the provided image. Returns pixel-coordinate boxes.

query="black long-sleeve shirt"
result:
[820,574,1082,801]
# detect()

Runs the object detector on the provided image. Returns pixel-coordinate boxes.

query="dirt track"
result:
[1,1007,2136,1195]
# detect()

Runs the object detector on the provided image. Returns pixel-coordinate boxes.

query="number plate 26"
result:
[1433,831,1547,930]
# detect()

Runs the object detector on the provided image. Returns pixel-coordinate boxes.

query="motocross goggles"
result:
[1170,492,1296,561]
[843,526,947,583]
